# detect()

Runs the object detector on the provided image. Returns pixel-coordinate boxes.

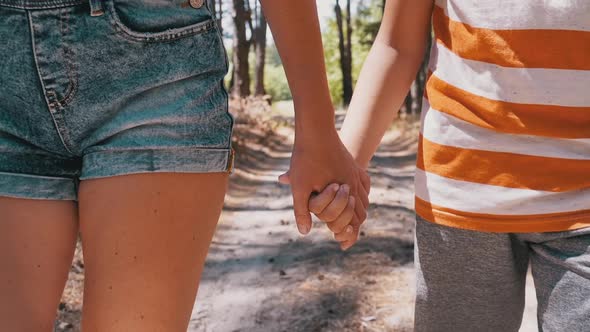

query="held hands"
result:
[280,173,370,250]
[309,179,371,250]
[279,130,370,250]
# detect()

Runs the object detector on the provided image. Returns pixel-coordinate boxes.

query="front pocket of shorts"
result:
[105,0,216,42]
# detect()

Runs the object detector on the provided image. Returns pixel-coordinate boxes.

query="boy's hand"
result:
[309,176,370,250]
[281,169,371,250]
[310,184,355,233]
[309,183,357,250]
[279,131,369,236]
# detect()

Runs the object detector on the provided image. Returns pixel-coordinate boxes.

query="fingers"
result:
[282,167,369,248]
[359,169,371,195]
[325,196,356,234]
[278,172,291,185]
[292,190,312,235]
[306,179,365,250]
[346,168,369,229]
[282,171,312,235]
[337,178,367,250]
[353,192,368,226]
[308,183,340,215]
[356,169,370,210]
[357,183,370,211]
[316,184,350,223]
[334,224,355,243]
[336,220,360,251]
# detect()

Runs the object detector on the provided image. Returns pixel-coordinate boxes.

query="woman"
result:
[308,0,590,331]
[0,0,369,330]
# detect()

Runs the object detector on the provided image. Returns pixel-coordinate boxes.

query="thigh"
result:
[526,228,590,332]
[0,197,78,331]
[78,172,228,332]
[414,216,529,332]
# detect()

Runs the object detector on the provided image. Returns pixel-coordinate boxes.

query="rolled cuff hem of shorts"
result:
[0,172,77,201]
[80,147,233,180]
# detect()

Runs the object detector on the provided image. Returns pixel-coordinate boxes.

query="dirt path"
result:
[189,114,417,332]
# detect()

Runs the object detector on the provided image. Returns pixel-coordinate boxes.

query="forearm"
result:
[340,42,425,168]
[339,0,433,168]
[260,0,335,137]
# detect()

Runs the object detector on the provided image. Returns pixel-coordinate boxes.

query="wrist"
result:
[293,102,337,142]
[294,125,339,149]
[339,128,370,169]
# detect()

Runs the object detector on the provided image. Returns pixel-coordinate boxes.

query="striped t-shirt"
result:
[416,0,590,232]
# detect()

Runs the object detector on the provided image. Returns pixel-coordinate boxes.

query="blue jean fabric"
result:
[0,0,233,200]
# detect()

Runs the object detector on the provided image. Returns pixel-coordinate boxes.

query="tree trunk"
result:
[254,6,267,96]
[415,28,433,114]
[401,25,433,116]
[218,0,223,34]
[409,80,420,115]
[231,0,250,97]
[344,0,353,105]
[335,0,353,106]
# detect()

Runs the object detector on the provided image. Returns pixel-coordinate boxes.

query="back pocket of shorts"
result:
[106,0,216,42]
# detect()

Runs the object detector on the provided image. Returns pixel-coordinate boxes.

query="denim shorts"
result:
[0,0,234,200]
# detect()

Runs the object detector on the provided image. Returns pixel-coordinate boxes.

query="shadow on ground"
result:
[191,115,419,332]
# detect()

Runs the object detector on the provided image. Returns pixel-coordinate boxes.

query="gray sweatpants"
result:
[414,216,590,332]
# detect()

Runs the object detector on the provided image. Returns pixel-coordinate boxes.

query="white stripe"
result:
[420,103,590,160]
[415,169,590,215]
[435,0,590,32]
[430,43,590,107]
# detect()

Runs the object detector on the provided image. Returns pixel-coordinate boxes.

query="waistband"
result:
[0,0,88,10]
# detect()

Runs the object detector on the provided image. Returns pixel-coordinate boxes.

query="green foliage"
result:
[355,0,383,46]
[230,0,385,103]
[266,43,283,67]
[321,0,383,107]
[322,19,344,106]
[265,64,292,101]
[263,45,292,101]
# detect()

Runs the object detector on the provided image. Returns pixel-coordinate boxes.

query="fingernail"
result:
[342,184,350,193]
[345,225,353,233]
[332,184,340,192]
[298,224,310,235]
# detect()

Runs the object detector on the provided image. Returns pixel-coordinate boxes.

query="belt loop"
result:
[89,0,104,17]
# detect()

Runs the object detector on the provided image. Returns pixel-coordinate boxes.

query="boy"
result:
[286,1,590,331]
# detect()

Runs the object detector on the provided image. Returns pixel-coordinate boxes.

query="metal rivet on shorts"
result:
[189,0,205,9]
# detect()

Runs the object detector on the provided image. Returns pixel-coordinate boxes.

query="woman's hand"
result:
[308,170,370,250]
[279,129,369,236]
[259,0,371,240]
[279,137,371,250]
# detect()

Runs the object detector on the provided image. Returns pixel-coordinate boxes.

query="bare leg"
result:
[0,197,78,331]
[78,173,228,332]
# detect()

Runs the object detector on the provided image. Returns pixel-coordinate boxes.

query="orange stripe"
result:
[432,5,590,70]
[422,70,433,101]
[415,196,590,233]
[417,135,590,192]
[426,75,590,138]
